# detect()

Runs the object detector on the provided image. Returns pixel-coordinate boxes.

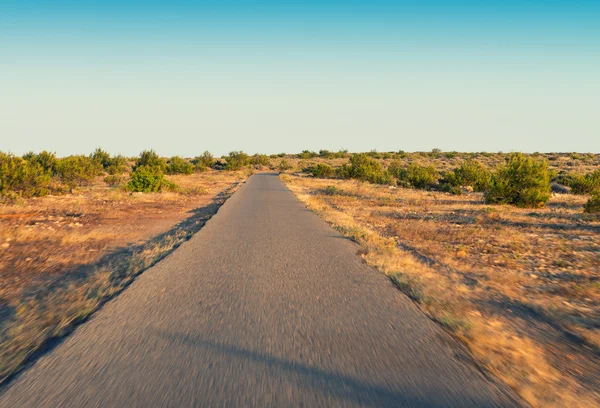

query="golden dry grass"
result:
[282,173,600,407]
[0,170,247,381]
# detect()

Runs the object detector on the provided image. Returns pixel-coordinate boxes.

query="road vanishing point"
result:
[0,173,520,407]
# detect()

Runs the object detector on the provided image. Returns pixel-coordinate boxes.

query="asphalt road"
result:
[0,173,520,407]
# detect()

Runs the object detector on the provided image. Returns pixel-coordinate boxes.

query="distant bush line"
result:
[2,148,599,210]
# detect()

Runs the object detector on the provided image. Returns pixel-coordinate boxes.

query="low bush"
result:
[297,150,318,159]
[338,154,393,185]
[225,151,249,170]
[92,148,111,169]
[584,191,600,213]
[104,174,123,187]
[565,169,600,195]
[438,160,491,194]
[166,156,194,175]
[250,154,270,167]
[134,150,166,173]
[191,151,214,171]
[278,159,292,171]
[306,163,335,178]
[23,150,57,174]
[324,185,339,195]
[0,152,51,198]
[484,153,551,208]
[389,161,438,189]
[55,155,103,189]
[105,155,128,175]
[127,165,177,192]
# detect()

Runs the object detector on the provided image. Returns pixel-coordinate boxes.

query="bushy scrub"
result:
[565,169,600,195]
[297,150,318,159]
[134,150,166,173]
[91,148,111,169]
[166,156,194,174]
[439,160,491,194]
[584,191,600,213]
[250,154,270,167]
[278,159,292,171]
[92,148,128,175]
[55,155,103,189]
[338,153,393,185]
[306,163,335,178]
[225,151,249,170]
[105,155,128,175]
[389,161,438,189]
[484,153,551,208]
[324,185,339,195]
[127,166,177,192]
[0,152,51,198]
[192,151,214,171]
[22,150,57,174]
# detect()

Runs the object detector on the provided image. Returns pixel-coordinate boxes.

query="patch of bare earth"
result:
[0,170,247,381]
[281,173,600,407]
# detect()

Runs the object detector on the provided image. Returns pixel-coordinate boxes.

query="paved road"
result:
[0,173,520,407]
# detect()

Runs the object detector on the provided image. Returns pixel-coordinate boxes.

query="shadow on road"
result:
[151,327,484,408]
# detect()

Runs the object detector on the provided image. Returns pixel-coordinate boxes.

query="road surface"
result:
[0,173,520,407]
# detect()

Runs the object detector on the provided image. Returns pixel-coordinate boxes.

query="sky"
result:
[1,1,599,156]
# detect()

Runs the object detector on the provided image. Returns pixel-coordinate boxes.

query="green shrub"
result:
[319,150,332,158]
[306,163,334,178]
[324,185,339,195]
[0,152,51,198]
[438,160,490,194]
[584,191,600,213]
[166,156,194,174]
[338,153,393,185]
[484,153,551,208]
[92,147,111,169]
[191,151,214,171]
[104,174,123,187]
[127,166,177,192]
[565,169,600,195]
[278,159,292,171]
[55,155,103,189]
[389,161,438,189]
[23,150,57,174]
[134,150,166,172]
[225,151,250,170]
[105,155,128,175]
[250,154,270,167]
[455,160,491,191]
[331,149,349,159]
[297,150,318,159]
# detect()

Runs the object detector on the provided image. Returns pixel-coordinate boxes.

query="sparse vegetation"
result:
[282,173,600,407]
[0,170,246,383]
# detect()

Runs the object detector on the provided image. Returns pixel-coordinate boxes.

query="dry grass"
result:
[281,173,600,407]
[0,170,247,381]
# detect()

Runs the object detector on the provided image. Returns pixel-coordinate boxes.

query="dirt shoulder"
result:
[281,173,600,407]
[0,170,247,382]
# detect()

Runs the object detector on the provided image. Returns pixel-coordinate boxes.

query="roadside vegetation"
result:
[0,148,252,382]
[2,147,599,403]
[279,149,600,407]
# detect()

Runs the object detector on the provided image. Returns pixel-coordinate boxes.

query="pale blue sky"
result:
[2,1,599,156]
